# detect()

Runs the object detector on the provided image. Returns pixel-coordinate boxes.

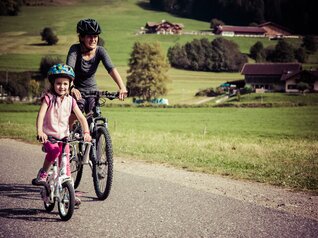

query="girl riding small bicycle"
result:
[33,63,92,205]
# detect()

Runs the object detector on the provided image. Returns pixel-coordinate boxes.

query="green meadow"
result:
[0,104,317,191]
[0,0,318,192]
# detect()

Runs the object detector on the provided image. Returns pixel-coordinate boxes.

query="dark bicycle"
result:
[70,91,118,200]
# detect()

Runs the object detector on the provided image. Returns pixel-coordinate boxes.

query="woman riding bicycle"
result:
[66,18,127,116]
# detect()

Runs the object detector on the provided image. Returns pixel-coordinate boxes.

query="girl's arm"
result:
[36,101,48,143]
[73,105,92,142]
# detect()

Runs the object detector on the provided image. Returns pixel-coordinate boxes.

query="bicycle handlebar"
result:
[81,91,119,100]
[36,135,78,144]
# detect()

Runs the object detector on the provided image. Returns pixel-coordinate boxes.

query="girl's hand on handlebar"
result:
[37,132,48,143]
[71,88,82,100]
[84,132,92,142]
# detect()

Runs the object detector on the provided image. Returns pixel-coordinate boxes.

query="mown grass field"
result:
[0,103,317,192]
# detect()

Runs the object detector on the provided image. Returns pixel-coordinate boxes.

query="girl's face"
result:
[81,34,98,50]
[54,77,70,97]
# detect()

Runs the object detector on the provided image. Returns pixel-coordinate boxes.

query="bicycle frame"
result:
[69,91,117,200]
[41,142,72,204]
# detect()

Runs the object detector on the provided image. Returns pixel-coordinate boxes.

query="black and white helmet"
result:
[77,19,101,35]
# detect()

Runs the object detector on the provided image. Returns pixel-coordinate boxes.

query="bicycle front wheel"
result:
[70,151,83,189]
[58,181,75,221]
[92,127,113,200]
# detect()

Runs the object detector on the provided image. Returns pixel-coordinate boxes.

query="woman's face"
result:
[81,35,98,50]
[54,77,70,97]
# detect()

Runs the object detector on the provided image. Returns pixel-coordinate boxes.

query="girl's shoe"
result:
[32,169,48,185]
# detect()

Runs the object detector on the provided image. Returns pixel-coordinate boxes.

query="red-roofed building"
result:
[144,20,184,34]
[259,22,293,38]
[241,63,303,92]
[214,25,265,37]
[282,69,318,92]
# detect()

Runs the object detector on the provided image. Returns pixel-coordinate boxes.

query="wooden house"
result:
[241,63,302,92]
[258,22,293,38]
[282,69,318,93]
[144,20,184,34]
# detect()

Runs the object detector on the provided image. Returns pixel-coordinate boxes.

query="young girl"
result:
[66,18,127,115]
[33,64,91,189]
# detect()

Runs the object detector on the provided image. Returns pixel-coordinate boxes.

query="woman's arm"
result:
[109,68,128,100]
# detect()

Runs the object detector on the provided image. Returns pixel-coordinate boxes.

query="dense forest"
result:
[149,0,316,35]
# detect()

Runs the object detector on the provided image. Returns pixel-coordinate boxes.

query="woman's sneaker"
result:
[32,169,48,186]
[75,197,81,208]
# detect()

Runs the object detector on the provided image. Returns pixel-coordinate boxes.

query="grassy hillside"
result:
[2,0,316,105]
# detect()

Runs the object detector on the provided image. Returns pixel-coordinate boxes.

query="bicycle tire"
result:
[92,127,113,200]
[58,181,75,221]
[44,200,54,212]
[70,151,83,189]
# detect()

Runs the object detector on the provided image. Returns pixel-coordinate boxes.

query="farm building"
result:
[258,22,293,38]
[213,25,266,37]
[281,69,318,93]
[144,20,184,34]
[241,63,303,92]
[213,22,295,39]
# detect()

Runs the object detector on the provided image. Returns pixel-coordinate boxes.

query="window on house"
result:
[287,84,297,89]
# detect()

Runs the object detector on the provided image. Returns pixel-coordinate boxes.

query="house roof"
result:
[145,21,184,28]
[258,21,293,34]
[281,69,318,81]
[241,63,302,75]
[218,25,265,34]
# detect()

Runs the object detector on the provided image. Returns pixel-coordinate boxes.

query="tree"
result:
[167,43,190,69]
[270,39,295,62]
[250,41,266,62]
[302,35,318,54]
[39,56,63,79]
[41,27,59,45]
[29,79,40,97]
[210,18,225,29]
[126,42,170,101]
[0,0,22,16]
[167,37,247,72]
[294,47,307,63]
[297,81,310,94]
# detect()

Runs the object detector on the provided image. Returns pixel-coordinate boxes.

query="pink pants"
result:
[44,142,71,176]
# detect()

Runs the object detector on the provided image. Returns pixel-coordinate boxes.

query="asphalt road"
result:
[0,139,317,238]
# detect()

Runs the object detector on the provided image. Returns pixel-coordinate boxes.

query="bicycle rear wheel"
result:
[58,181,75,221]
[92,127,113,200]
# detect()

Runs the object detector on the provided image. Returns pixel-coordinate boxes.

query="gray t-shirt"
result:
[66,44,114,91]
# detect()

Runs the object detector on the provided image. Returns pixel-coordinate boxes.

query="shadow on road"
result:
[0,183,60,222]
[0,183,40,200]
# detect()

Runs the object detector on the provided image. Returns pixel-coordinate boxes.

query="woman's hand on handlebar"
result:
[118,88,128,101]
[71,88,82,100]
